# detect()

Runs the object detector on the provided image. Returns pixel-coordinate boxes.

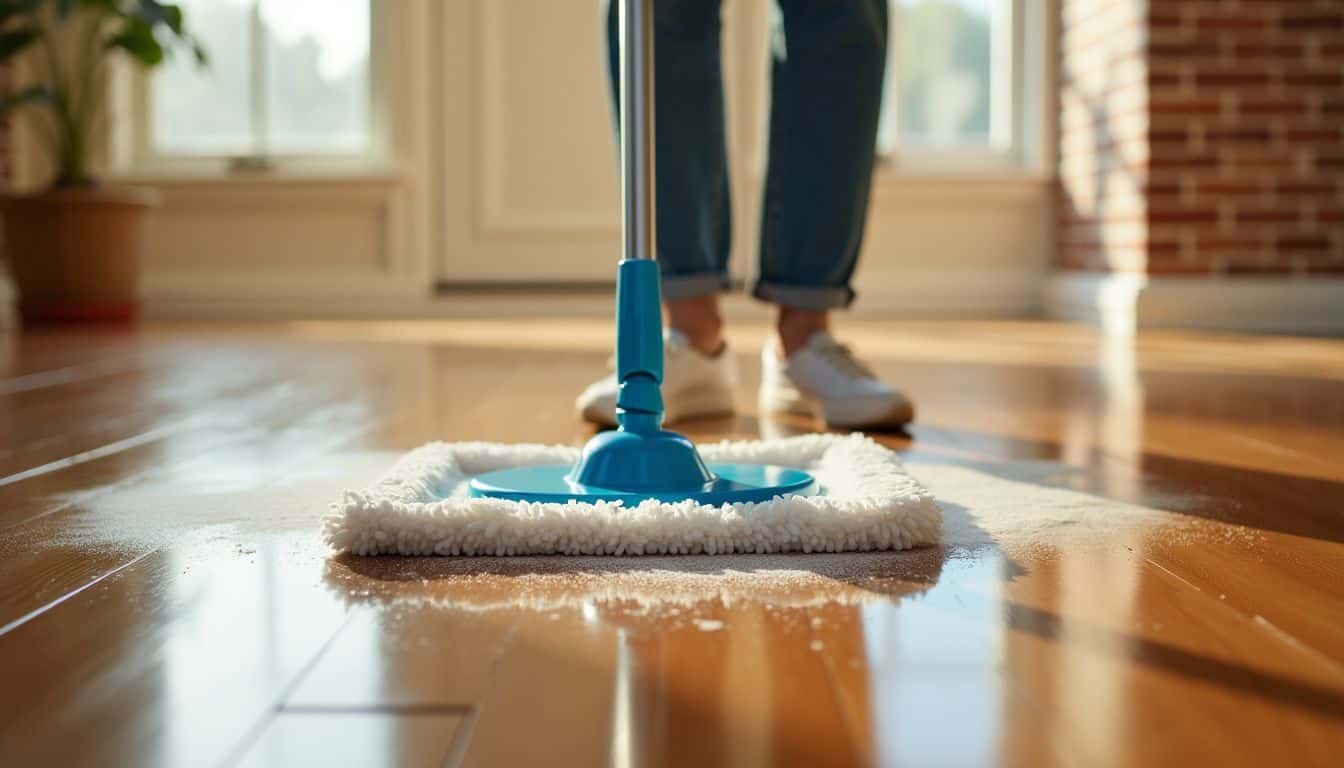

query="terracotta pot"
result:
[2,185,161,324]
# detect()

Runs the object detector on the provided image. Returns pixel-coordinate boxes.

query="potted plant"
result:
[0,0,204,323]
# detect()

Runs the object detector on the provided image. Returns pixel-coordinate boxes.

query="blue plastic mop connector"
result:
[612,258,664,434]
[567,259,717,492]
[468,257,819,505]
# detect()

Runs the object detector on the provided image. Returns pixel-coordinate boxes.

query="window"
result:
[878,0,1023,168]
[141,0,373,167]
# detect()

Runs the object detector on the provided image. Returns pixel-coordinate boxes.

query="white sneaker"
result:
[576,329,736,427]
[759,331,914,428]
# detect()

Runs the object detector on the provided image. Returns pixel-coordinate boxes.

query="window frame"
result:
[126,0,389,175]
[878,0,1027,173]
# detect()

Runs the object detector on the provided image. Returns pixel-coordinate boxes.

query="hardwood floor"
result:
[0,319,1342,767]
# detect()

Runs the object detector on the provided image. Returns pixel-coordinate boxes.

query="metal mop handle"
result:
[611,0,664,434]
[622,0,655,262]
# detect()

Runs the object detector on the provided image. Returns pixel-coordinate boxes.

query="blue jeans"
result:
[606,0,888,310]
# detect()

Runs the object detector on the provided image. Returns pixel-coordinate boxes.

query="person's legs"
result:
[580,0,735,425]
[756,0,888,354]
[754,1,913,427]
[606,0,731,355]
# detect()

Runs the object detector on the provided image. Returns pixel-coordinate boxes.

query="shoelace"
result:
[815,341,877,380]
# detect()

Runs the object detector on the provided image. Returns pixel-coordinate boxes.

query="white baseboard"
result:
[1045,272,1344,335]
[851,269,1043,317]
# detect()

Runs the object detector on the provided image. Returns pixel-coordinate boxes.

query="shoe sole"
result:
[581,383,735,428]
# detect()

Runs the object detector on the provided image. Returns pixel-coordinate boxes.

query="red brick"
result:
[1149,209,1219,224]
[1319,153,1344,170]
[1220,149,1299,171]
[1277,181,1338,198]
[1238,96,1308,116]
[1283,70,1344,88]
[1194,71,1273,87]
[1149,72,1184,88]
[1149,128,1192,144]
[1280,12,1344,31]
[1149,12,1185,30]
[1236,208,1302,224]
[1149,153,1219,169]
[1190,180,1270,198]
[1277,236,1333,253]
[1283,127,1342,142]
[1150,98,1222,115]
[1148,40,1219,58]
[1195,12,1270,33]
[1231,41,1305,59]
[1203,127,1274,142]
[1194,236,1268,254]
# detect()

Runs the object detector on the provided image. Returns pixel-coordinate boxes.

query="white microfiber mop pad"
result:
[324,433,940,556]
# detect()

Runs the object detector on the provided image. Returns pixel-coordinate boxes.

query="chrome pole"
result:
[620,0,655,261]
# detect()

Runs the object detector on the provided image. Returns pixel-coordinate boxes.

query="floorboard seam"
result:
[442,706,479,768]
[0,550,155,637]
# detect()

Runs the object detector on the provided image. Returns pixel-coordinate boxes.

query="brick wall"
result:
[1058,0,1151,274]
[1059,0,1344,276]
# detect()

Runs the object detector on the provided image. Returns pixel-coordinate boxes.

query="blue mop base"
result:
[468,462,818,505]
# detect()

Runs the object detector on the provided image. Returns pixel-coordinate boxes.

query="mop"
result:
[324,0,940,557]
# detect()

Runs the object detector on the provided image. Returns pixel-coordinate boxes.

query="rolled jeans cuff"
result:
[661,272,733,300]
[751,280,855,310]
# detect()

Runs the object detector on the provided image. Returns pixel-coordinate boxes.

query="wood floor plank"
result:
[0,370,352,529]
[0,332,148,381]
[232,711,465,768]
[0,385,387,629]
[0,346,345,482]
[457,608,620,768]
[0,419,439,765]
[0,537,352,766]
[284,600,518,710]
[995,547,1344,766]
[614,602,861,768]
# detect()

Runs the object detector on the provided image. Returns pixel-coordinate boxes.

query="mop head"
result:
[324,433,940,557]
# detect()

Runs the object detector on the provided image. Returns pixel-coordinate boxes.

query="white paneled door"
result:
[435,0,769,285]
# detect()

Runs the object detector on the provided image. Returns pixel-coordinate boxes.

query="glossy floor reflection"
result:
[0,320,1342,767]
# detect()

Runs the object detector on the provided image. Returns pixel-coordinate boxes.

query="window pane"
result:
[152,0,255,155]
[260,0,370,155]
[892,0,996,149]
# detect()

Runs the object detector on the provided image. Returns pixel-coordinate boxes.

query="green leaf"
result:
[164,5,184,35]
[191,38,208,67]
[0,25,39,61]
[106,18,165,67]
[0,84,51,114]
[133,1,184,35]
